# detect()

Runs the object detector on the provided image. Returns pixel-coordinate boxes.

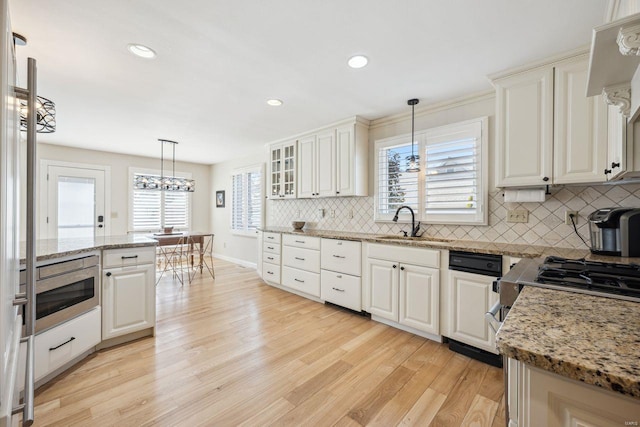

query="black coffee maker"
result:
[588,207,640,256]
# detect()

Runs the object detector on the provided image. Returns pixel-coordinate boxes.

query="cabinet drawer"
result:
[262,262,281,284]
[263,242,281,255]
[34,307,101,381]
[321,239,361,276]
[263,253,281,265]
[321,270,361,311]
[103,247,156,268]
[263,232,281,244]
[367,243,440,268]
[282,234,321,250]
[283,246,320,273]
[282,266,320,297]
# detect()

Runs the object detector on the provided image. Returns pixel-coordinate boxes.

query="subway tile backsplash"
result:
[267,183,640,249]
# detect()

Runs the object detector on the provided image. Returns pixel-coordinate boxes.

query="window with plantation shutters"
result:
[231,165,263,235]
[129,170,191,232]
[374,117,487,225]
[424,118,487,224]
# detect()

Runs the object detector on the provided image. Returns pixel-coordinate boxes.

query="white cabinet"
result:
[256,230,263,278]
[262,232,281,285]
[102,247,156,340]
[298,131,335,198]
[508,358,640,426]
[606,105,628,180]
[365,244,440,338]
[320,238,363,312]
[494,54,608,187]
[268,141,296,199]
[281,235,321,298]
[447,269,498,354]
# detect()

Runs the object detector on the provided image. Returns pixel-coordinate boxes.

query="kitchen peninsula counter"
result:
[20,235,157,263]
[496,286,640,400]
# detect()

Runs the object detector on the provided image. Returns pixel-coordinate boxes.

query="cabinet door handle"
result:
[336,275,342,278]
[121,255,138,259]
[49,337,75,351]
[294,257,305,261]
[106,272,112,277]
[542,176,549,182]
[294,278,305,283]
[604,168,612,175]
[400,266,405,271]
[393,264,397,268]
[336,191,340,195]
[332,255,345,259]
[337,242,342,245]
[611,162,620,169]
[332,287,345,292]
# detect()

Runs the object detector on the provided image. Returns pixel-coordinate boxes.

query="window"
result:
[231,165,263,235]
[129,169,191,232]
[375,117,487,225]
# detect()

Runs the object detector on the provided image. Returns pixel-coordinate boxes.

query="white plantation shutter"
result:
[375,137,420,221]
[424,119,486,224]
[231,165,263,234]
[130,172,191,232]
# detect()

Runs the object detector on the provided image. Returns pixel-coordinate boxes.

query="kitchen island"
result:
[496,286,640,425]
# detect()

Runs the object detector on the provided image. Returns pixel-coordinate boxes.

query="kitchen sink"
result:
[373,235,453,243]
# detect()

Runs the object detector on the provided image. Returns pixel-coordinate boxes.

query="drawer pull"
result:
[332,255,345,259]
[336,275,342,278]
[295,240,305,244]
[121,255,139,260]
[267,257,274,260]
[294,257,305,261]
[337,242,342,245]
[267,236,274,240]
[332,287,345,292]
[267,246,274,250]
[49,337,75,351]
[294,278,305,283]
[267,271,274,275]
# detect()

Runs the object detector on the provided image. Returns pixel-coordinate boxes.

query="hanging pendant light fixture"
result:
[406,98,420,173]
[133,139,195,192]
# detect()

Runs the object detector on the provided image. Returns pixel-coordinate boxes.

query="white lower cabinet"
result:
[282,266,320,297]
[19,307,101,386]
[366,244,440,338]
[447,269,498,354]
[281,236,321,298]
[102,263,155,340]
[262,232,282,285]
[320,238,362,311]
[508,358,640,426]
[320,270,361,312]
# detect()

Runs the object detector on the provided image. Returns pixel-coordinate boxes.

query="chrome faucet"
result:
[392,205,422,237]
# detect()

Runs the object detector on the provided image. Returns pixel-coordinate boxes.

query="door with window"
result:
[43,164,107,239]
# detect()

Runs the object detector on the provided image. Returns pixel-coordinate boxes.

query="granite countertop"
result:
[496,286,640,399]
[21,234,157,263]
[260,226,640,263]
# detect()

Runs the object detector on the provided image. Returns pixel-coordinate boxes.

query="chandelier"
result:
[134,139,195,192]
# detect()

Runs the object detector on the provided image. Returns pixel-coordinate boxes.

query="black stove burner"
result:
[536,256,640,299]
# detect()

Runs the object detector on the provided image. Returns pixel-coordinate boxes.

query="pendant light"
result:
[133,139,195,192]
[406,98,420,172]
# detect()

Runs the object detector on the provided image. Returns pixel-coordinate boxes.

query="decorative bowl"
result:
[292,221,305,230]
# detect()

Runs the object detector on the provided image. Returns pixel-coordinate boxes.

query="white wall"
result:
[23,143,211,239]
[209,151,265,266]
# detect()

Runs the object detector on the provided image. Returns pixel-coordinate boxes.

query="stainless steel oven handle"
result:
[12,335,34,426]
[485,300,502,334]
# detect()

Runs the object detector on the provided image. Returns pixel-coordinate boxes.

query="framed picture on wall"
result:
[216,190,225,208]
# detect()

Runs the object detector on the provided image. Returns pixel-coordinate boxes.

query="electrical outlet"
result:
[506,209,529,223]
[318,208,325,218]
[348,210,353,219]
[330,209,335,218]
[565,211,578,225]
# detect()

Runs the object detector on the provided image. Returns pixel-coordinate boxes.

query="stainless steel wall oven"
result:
[20,255,99,335]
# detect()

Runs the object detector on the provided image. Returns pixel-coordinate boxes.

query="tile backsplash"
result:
[267,183,640,249]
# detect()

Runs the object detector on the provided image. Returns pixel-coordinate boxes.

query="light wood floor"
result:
[30,259,505,427]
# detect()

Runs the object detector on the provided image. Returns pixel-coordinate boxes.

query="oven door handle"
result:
[485,301,502,334]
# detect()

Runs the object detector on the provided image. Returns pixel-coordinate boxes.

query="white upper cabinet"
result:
[553,56,608,184]
[495,66,554,187]
[494,53,609,187]
[268,141,296,199]
[606,104,628,180]
[268,117,369,199]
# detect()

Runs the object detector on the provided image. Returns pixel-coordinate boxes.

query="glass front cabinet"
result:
[269,140,297,199]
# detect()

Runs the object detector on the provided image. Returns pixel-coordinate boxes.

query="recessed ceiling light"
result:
[127,43,156,59]
[267,99,283,106]
[347,55,368,69]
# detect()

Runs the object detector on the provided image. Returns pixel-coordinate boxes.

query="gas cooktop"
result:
[499,256,640,305]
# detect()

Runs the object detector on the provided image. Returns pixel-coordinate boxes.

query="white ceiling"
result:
[10,0,605,165]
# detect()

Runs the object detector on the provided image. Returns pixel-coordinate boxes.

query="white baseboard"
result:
[212,252,257,269]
